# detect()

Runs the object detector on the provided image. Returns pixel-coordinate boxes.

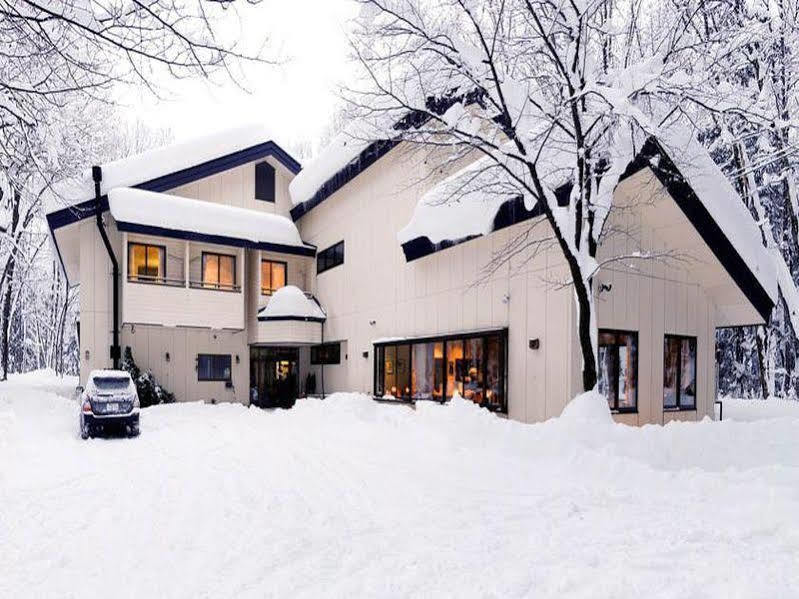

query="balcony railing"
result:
[189,280,242,293]
[127,274,241,293]
[127,274,185,287]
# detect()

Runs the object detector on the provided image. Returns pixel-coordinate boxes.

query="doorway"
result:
[250,346,299,408]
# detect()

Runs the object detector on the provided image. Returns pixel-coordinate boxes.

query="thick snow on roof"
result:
[288,130,373,207]
[46,124,281,214]
[258,285,326,321]
[108,188,307,249]
[397,152,528,245]
[655,126,778,303]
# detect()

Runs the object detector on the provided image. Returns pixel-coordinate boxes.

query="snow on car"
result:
[79,369,140,438]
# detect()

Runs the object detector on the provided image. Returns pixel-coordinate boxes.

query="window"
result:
[317,241,344,274]
[128,243,165,281]
[311,342,341,365]
[664,335,697,410]
[375,331,506,412]
[197,354,232,381]
[255,162,275,202]
[261,260,287,296]
[598,330,638,412]
[201,252,237,290]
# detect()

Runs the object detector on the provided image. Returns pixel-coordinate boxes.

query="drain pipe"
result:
[320,320,325,400]
[92,166,120,369]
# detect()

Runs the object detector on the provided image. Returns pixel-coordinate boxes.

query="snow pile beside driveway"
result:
[2,376,799,598]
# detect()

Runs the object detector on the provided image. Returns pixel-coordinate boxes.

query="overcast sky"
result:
[121,0,359,158]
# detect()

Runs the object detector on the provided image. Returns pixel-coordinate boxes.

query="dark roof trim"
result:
[620,136,773,322]
[115,221,316,257]
[290,89,485,222]
[256,314,326,323]
[47,140,301,232]
[400,184,570,262]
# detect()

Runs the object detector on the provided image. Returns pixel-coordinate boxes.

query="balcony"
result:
[122,235,245,329]
[252,285,325,345]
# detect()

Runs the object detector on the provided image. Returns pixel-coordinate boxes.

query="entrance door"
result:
[250,347,300,408]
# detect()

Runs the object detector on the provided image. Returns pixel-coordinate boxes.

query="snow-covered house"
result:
[47,124,776,424]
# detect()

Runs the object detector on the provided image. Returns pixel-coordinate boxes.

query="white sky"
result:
[121,0,359,159]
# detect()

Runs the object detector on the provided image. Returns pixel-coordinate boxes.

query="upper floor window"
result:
[197,354,231,382]
[311,342,341,365]
[128,243,165,282]
[317,241,344,274]
[202,252,237,291]
[664,335,697,410]
[261,260,287,296]
[598,329,638,412]
[255,162,275,202]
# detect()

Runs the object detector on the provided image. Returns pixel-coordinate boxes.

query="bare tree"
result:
[347,0,756,391]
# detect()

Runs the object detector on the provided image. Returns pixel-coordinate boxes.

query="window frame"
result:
[373,329,508,413]
[663,334,698,411]
[598,328,639,414]
[197,354,232,382]
[310,342,341,365]
[316,240,345,274]
[200,251,238,291]
[127,242,167,283]
[260,259,288,296]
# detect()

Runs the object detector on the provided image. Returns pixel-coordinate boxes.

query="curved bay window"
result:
[374,330,507,413]
[598,329,638,412]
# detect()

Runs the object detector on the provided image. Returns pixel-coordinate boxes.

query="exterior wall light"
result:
[529,338,540,350]
[84,349,90,360]
[165,352,170,363]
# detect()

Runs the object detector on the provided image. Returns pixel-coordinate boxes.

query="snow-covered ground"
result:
[2,373,799,598]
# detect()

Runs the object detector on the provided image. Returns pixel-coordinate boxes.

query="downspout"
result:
[320,320,325,400]
[92,166,120,369]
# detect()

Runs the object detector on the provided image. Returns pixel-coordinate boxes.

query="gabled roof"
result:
[108,188,315,256]
[46,125,301,231]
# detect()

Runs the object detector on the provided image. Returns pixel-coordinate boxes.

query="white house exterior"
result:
[47,124,777,425]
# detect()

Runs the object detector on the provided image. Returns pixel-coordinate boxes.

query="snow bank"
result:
[257,285,326,321]
[4,377,799,598]
[108,187,308,249]
[721,397,799,421]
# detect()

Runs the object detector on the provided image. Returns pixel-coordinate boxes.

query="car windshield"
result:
[92,377,130,392]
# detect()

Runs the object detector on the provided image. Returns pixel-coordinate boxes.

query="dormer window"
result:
[255,161,275,202]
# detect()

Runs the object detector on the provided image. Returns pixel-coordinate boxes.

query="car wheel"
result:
[80,428,89,440]
[127,425,140,438]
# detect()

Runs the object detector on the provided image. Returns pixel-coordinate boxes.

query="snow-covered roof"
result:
[653,128,778,304]
[46,124,299,215]
[288,130,374,208]
[257,286,326,322]
[108,188,312,253]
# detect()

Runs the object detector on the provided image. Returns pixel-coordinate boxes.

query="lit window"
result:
[128,243,165,281]
[202,252,236,290]
[261,260,287,295]
[598,330,638,412]
[664,335,697,410]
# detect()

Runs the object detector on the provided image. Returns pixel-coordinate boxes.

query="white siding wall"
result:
[296,146,722,423]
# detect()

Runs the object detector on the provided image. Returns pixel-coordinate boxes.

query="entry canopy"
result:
[258,285,326,322]
[107,188,315,256]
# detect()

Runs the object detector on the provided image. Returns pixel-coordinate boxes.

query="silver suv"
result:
[79,370,140,439]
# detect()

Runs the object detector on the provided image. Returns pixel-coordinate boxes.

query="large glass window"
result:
[197,354,232,382]
[202,252,237,290]
[412,342,444,400]
[664,335,697,410]
[375,331,507,412]
[261,260,287,296]
[598,330,638,412]
[128,243,165,282]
